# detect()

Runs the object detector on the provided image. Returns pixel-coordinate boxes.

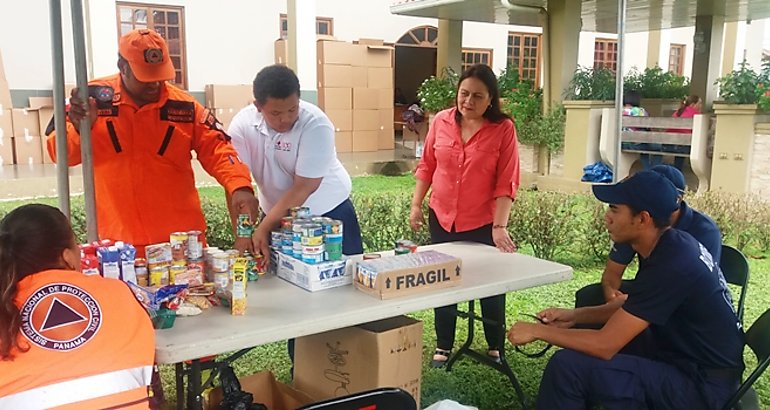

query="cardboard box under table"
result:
[354,250,462,299]
[206,370,313,410]
[277,253,352,292]
[294,315,423,404]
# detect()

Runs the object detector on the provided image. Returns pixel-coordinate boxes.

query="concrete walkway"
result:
[0,145,420,200]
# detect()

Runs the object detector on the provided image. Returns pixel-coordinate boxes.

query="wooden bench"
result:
[598,110,713,192]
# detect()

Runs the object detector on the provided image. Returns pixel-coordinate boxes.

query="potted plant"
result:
[625,66,689,116]
[416,67,459,115]
[563,66,616,102]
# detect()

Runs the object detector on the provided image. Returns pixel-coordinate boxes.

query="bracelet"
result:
[492,224,507,230]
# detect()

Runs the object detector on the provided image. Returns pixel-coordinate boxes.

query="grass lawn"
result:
[2,175,767,409]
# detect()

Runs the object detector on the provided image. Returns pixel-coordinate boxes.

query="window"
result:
[116,2,187,89]
[593,39,618,71]
[507,32,541,86]
[461,48,493,72]
[279,14,334,39]
[669,44,685,76]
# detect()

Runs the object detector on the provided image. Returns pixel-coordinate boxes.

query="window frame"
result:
[593,38,618,72]
[668,43,686,76]
[279,14,334,39]
[461,48,493,72]
[115,2,188,89]
[507,32,542,87]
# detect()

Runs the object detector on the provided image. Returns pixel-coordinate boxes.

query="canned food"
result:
[149,265,169,286]
[169,265,186,283]
[187,258,205,272]
[282,232,293,246]
[324,233,343,244]
[290,206,311,219]
[280,216,294,231]
[135,257,148,277]
[302,245,324,254]
[271,231,284,247]
[302,252,324,264]
[214,271,229,289]
[237,214,253,238]
[395,239,413,249]
[323,220,343,235]
[187,230,204,259]
[301,235,324,246]
[363,253,381,260]
[282,244,294,255]
[302,224,323,238]
[324,242,343,261]
[211,252,230,273]
[170,232,189,258]
[395,247,411,255]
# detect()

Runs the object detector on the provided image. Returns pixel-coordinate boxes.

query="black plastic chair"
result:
[296,387,417,410]
[719,245,750,324]
[722,308,770,410]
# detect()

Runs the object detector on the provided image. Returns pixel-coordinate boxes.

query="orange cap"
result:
[118,29,175,82]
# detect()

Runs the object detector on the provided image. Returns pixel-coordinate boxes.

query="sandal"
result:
[431,348,452,368]
[487,349,502,364]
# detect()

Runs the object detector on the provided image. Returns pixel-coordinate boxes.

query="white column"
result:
[287,0,317,94]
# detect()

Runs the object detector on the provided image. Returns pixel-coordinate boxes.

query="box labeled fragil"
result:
[294,316,422,404]
[277,252,352,292]
[354,250,462,299]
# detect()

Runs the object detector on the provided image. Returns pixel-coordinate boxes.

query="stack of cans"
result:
[269,208,345,264]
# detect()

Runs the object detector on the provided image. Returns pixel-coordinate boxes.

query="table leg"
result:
[175,363,184,410]
[187,359,203,410]
[445,300,531,409]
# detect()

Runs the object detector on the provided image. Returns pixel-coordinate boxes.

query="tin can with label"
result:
[290,206,311,219]
[211,252,230,273]
[323,220,343,235]
[187,230,204,259]
[324,233,343,244]
[169,265,186,284]
[301,235,324,246]
[187,258,205,272]
[324,241,343,261]
[237,214,253,238]
[170,232,189,260]
[302,224,323,238]
[270,231,284,248]
[280,216,294,232]
[134,258,148,286]
[302,252,324,264]
[214,271,229,289]
[149,265,169,286]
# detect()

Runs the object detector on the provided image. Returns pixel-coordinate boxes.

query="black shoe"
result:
[431,348,452,368]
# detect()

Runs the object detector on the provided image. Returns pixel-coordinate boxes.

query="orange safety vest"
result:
[0,269,155,409]
[47,74,252,251]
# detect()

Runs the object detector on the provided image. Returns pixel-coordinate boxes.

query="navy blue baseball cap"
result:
[592,171,679,220]
[649,164,686,194]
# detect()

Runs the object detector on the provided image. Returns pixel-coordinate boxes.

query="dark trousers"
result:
[288,198,363,376]
[537,349,737,410]
[574,280,634,309]
[429,208,506,351]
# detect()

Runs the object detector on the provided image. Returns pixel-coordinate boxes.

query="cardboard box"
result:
[28,96,53,110]
[355,38,385,46]
[317,41,366,65]
[275,39,287,65]
[335,131,352,153]
[318,64,353,88]
[352,88,379,110]
[319,87,352,111]
[352,66,367,88]
[378,108,394,130]
[378,127,394,150]
[325,109,352,131]
[0,50,12,110]
[204,84,253,109]
[354,250,462,299]
[365,45,394,68]
[11,109,40,138]
[351,130,378,152]
[214,107,240,131]
[14,135,43,165]
[0,110,14,165]
[377,88,393,110]
[206,371,313,410]
[294,316,423,404]
[402,121,428,141]
[353,109,379,131]
[277,253,352,292]
[368,67,393,89]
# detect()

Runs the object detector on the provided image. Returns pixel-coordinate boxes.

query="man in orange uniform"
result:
[47,29,258,253]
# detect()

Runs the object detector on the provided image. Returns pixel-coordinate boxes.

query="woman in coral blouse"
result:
[409,64,520,367]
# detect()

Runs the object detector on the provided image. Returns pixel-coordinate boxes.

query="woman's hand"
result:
[409,205,424,231]
[492,227,516,253]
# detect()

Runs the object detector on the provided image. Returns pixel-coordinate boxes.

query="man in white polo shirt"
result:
[228,64,364,260]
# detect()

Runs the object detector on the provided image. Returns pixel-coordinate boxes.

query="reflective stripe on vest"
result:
[0,365,152,409]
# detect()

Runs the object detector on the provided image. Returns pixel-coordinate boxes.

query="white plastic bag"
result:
[423,399,479,410]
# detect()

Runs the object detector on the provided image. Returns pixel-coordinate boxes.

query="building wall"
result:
[0,0,766,104]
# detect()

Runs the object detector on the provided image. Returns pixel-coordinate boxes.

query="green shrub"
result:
[564,66,616,101]
[624,66,689,99]
[417,67,459,113]
[351,191,430,252]
[509,191,581,261]
[201,197,235,249]
[715,60,764,105]
[575,193,611,263]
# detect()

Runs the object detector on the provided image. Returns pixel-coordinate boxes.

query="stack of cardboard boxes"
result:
[203,84,254,131]
[0,50,15,166]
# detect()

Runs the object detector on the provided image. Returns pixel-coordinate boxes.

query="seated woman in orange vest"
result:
[0,204,155,409]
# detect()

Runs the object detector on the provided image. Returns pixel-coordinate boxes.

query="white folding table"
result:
[155,242,573,409]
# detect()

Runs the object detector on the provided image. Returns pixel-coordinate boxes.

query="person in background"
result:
[409,64,519,367]
[508,171,743,410]
[47,29,259,255]
[621,90,660,170]
[667,94,703,170]
[0,204,155,409]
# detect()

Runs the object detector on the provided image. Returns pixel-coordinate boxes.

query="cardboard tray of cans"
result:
[276,252,353,292]
[354,250,462,299]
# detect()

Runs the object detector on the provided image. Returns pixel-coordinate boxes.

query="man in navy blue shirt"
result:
[508,171,744,409]
[575,165,722,307]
